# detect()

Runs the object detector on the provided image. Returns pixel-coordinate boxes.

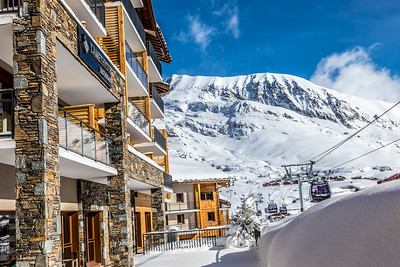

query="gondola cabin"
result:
[279,205,287,215]
[267,203,278,213]
[310,180,331,202]
[257,210,262,216]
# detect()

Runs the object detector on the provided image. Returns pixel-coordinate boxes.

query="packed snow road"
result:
[134,247,260,267]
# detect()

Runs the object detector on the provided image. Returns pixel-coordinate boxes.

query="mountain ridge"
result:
[163,72,400,212]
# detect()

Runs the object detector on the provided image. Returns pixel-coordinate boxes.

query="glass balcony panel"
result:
[58,108,111,165]
[58,116,67,147]
[82,129,95,159]
[66,120,83,153]
[127,99,149,135]
[95,135,107,164]
[126,42,148,90]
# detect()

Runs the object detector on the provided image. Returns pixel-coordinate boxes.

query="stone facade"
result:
[151,188,165,231]
[127,152,164,187]
[13,0,61,264]
[105,102,135,266]
[6,0,168,265]
[78,180,112,266]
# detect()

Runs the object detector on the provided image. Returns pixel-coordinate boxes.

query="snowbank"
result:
[258,181,400,267]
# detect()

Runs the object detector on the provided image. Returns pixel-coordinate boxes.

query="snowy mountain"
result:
[163,73,400,213]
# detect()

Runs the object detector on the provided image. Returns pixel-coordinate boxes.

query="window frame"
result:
[176,193,184,203]
[177,214,185,224]
[207,212,215,222]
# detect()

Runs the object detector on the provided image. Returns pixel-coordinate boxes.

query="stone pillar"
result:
[105,102,134,266]
[151,188,165,232]
[13,0,61,265]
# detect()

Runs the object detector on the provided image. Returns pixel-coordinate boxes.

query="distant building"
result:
[165,179,231,230]
[377,173,400,184]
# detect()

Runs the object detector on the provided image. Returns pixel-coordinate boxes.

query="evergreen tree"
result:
[226,194,261,247]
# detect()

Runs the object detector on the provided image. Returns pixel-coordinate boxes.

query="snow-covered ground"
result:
[258,180,400,267]
[134,247,260,267]
[135,181,399,267]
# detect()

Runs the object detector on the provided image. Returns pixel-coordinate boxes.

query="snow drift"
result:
[258,181,400,267]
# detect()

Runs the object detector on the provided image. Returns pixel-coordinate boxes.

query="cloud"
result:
[176,15,216,50]
[310,46,400,102]
[214,1,240,39]
[226,6,240,39]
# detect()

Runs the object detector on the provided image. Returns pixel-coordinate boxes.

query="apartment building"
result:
[165,179,231,231]
[0,0,172,265]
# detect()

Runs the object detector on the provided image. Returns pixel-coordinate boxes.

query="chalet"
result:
[165,179,231,231]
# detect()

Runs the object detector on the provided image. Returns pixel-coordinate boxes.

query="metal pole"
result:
[298,175,304,212]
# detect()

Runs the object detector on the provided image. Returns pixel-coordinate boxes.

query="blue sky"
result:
[153,0,400,101]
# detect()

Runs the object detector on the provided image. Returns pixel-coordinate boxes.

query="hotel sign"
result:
[78,26,112,88]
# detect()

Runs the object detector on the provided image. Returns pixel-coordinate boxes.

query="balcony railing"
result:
[219,203,231,209]
[121,0,146,45]
[0,0,20,13]
[147,41,162,76]
[127,99,150,136]
[84,0,105,28]
[0,89,13,137]
[153,126,166,151]
[165,201,197,212]
[126,42,148,90]
[150,84,164,114]
[58,107,111,165]
[167,223,197,231]
[163,172,172,190]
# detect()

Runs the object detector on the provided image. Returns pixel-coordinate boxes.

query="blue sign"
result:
[78,26,112,88]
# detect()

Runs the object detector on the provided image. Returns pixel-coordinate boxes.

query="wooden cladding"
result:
[96,6,121,70]
[59,104,104,133]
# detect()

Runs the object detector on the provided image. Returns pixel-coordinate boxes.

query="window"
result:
[177,214,185,224]
[0,212,15,264]
[176,193,184,203]
[166,215,169,226]
[208,212,215,222]
[201,192,213,201]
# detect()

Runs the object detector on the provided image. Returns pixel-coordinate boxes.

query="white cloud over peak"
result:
[176,1,240,50]
[226,6,240,39]
[176,15,215,50]
[214,1,240,39]
[311,46,400,102]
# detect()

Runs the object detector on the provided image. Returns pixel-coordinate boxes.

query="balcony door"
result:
[135,212,142,248]
[62,212,79,267]
[86,212,101,267]
[145,212,151,233]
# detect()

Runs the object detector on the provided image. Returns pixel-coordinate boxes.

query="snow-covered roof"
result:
[170,158,230,182]
[174,177,231,185]
[219,194,231,203]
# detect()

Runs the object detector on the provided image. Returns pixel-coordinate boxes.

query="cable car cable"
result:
[329,137,400,170]
[309,100,400,164]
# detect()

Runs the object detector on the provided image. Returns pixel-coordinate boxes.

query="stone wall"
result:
[151,188,165,231]
[104,102,134,266]
[13,0,61,264]
[127,153,163,187]
[78,180,112,266]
